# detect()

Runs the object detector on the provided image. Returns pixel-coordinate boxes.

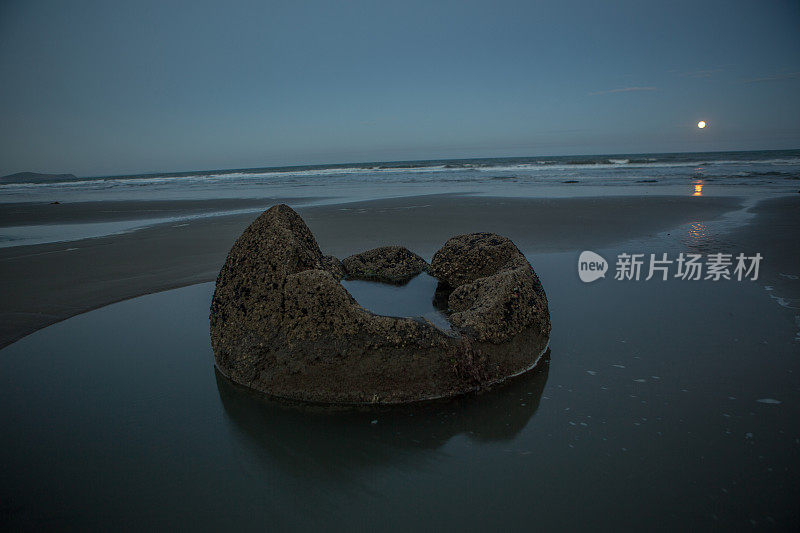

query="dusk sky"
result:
[1,0,798,177]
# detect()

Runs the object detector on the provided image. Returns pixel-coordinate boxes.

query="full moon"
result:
[697,120,707,129]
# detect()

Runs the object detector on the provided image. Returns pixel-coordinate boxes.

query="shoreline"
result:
[2,193,797,350]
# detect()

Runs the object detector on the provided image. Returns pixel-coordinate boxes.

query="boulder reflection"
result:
[214,353,549,478]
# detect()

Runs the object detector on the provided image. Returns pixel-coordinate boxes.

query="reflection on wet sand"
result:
[687,221,708,248]
[214,353,550,477]
[692,180,703,196]
[684,219,733,254]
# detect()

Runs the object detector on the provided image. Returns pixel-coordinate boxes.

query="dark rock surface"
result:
[431,233,550,344]
[210,204,550,404]
[342,245,428,284]
[321,255,345,280]
[430,232,525,287]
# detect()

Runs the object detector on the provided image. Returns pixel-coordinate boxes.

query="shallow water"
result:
[341,272,452,332]
[1,248,798,530]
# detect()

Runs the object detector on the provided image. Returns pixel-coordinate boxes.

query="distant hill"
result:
[1,172,78,184]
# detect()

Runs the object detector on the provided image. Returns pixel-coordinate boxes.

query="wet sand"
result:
[733,196,800,312]
[2,201,798,528]
[1,193,795,349]
[1,193,799,529]
[0,198,292,226]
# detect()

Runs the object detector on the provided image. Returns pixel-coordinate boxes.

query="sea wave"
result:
[2,152,798,189]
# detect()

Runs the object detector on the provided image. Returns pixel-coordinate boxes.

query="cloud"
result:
[588,86,657,96]
[743,71,800,83]
[682,68,723,78]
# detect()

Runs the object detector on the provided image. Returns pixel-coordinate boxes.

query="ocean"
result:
[1,149,798,248]
[2,149,799,204]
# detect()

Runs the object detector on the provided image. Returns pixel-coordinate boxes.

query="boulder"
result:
[210,204,550,404]
[342,245,428,284]
[430,232,525,287]
[431,233,550,344]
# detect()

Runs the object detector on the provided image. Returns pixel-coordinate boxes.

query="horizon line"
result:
[77,147,799,180]
[4,147,798,181]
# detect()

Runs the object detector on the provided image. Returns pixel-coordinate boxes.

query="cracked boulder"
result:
[210,204,550,404]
